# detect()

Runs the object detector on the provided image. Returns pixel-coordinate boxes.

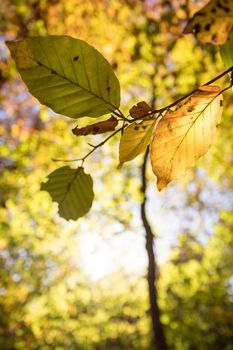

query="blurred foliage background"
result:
[0,0,233,349]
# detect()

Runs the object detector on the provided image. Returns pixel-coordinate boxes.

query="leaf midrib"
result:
[60,168,81,207]
[34,59,118,111]
[167,93,220,174]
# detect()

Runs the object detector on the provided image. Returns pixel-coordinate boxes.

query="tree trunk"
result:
[140,147,168,350]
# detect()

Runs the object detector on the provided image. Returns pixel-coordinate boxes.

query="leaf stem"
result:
[112,109,131,122]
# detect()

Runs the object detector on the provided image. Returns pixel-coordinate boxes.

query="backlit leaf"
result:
[41,166,94,220]
[184,0,233,45]
[220,33,233,68]
[72,116,118,136]
[7,36,120,118]
[119,119,156,166]
[150,86,223,191]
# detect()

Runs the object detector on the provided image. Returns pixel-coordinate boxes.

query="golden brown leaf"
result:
[72,116,118,136]
[150,86,223,191]
[129,101,151,119]
[184,0,233,45]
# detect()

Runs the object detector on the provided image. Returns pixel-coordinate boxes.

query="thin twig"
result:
[52,127,123,163]
[52,67,233,164]
[80,127,123,164]
[111,109,131,122]
[133,65,233,122]
[149,65,233,113]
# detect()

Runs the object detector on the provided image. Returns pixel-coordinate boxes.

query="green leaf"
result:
[41,166,94,220]
[7,36,120,119]
[220,33,233,68]
[119,119,156,167]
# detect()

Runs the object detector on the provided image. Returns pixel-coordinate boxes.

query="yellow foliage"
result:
[184,0,233,44]
[119,119,156,166]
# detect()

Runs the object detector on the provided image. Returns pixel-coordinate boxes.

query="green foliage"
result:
[160,216,233,350]
[41,166,94,220]
[7,36,121,119]
[220,33,233,68]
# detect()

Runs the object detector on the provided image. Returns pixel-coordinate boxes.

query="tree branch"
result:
[141,147,168,350]
[53,66,233,164]
[148,65,233,115]
[134,65,233,121]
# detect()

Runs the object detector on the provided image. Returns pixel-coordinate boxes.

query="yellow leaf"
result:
[119,119,156,166]
[150,86,223,191]
[184,0,233,45]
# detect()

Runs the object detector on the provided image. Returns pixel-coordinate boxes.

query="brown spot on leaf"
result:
[217,1,230,12]
[211,33,217,42]
[193,23,201,34]
[188,106,195,112]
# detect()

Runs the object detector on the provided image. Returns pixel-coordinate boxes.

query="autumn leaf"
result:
[72,116,118,136]
[184,0,233,45]
[150,86,223,191]
[129,101,151,119]
[119,119,156,167]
